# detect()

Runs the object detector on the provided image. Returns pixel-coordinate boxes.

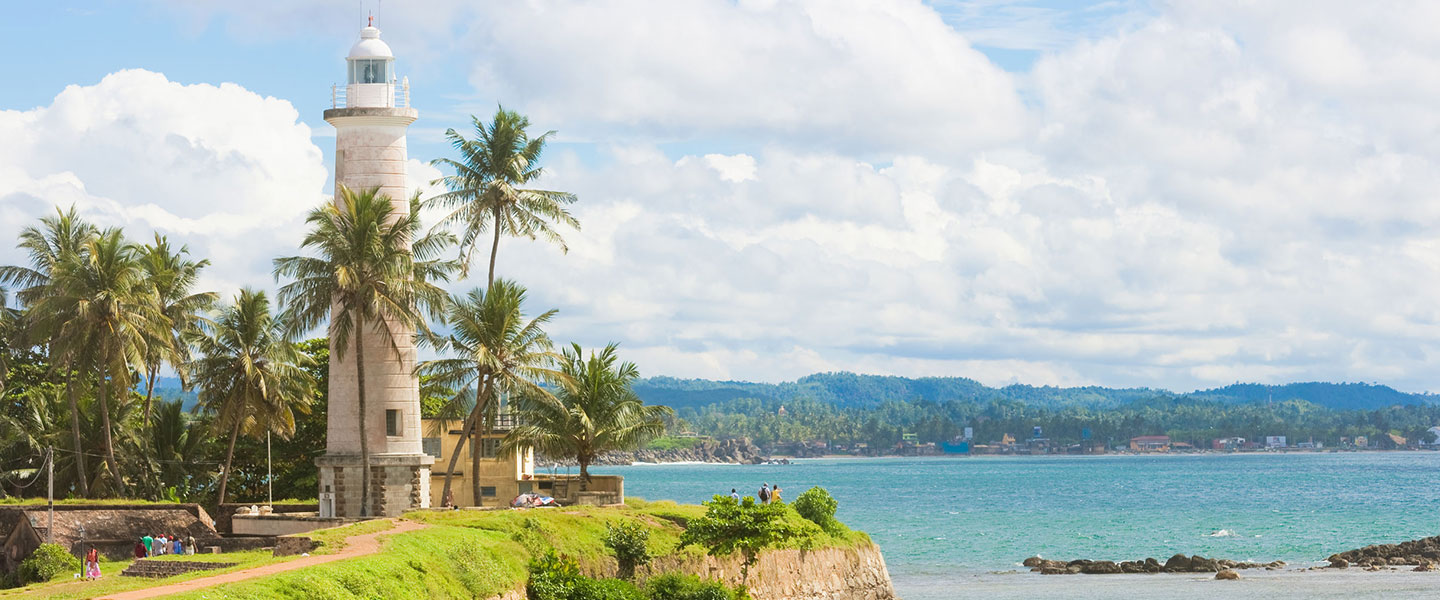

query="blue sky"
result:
[4,1,1440,392]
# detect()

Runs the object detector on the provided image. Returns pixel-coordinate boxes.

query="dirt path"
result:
[96,518,428,600]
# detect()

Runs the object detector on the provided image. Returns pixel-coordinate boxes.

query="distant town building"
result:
[1426,426,1440,445]
[1212,437,1245,451]
[1265,436,1287,448]
[1129,435,1171,452]
[777,405,788,417]
[1354,435,1368,448]
[1380,433,1407,449]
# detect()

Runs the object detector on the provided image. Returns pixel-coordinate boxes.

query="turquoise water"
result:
[593,453,1440,598]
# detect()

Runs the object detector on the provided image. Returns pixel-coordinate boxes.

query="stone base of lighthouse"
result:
[317,453,432,518]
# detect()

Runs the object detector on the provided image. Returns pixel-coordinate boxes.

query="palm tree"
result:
[502,343,672,485]
[274,186,451,516]
[137,235,217,426]
[188,288,314,505]
[428,107,580,286]
[418,280,564,506]
[0,206,96,496]
[29,228,167,495]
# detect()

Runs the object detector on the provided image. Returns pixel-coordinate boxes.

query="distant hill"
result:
[143,376,199,411]
[633,372,1435,412]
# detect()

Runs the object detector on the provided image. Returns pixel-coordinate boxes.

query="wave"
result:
[1205,529,1241,538]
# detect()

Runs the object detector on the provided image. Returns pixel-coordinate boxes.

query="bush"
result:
[643,573,748,600]
[527,550,643,600]
[792,486,839,532]
[679,495,806,582]
[16,543,80,585]
[603,522,653,579]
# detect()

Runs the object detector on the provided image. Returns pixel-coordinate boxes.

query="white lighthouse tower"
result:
[315,17,432,518]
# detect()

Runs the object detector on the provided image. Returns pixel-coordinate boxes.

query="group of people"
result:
[730,482,784,504]
[133,533,197,559]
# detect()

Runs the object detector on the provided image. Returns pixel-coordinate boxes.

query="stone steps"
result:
[120,558,239,578]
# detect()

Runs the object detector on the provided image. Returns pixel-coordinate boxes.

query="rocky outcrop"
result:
[544,438,769,466]
[1328,535,1440,569]
[1024,554,1284,575]
[645,543,897,600]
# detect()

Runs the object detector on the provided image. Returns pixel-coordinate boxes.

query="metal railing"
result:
[331,77,410,109]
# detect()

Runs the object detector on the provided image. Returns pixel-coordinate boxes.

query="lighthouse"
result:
[315,18,432,518]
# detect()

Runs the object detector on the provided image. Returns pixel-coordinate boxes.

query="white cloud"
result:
[0,69,330,295]
[24,2,1440,394]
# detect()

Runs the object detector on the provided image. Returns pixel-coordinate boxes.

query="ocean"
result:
[591,452,1440,599]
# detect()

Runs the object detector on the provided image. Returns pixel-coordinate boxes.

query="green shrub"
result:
[527,549,644,600]
[679,495,805,582]
[792,486,839,532]
[603,521,653,579]
[16,543,80,585]
[643,573,748,600]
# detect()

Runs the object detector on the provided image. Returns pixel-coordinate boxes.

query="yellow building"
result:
[423,417,535,507]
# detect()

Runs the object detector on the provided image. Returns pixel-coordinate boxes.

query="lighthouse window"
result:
[386,409,401,436]
[349,59,392,84]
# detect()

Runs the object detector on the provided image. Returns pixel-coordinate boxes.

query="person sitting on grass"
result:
[134,540,147,559]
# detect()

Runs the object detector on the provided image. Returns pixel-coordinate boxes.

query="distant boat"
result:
[941,440,970,454]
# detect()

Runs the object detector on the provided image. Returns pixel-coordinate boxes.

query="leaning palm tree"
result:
[29,228,168,495]
[502,343,672,485]
[137,234,217,426]
[274,186,451,516]
[0,207,97,496]
[428,107,580,286]
[418,280,564,506]
[188,288,314,505]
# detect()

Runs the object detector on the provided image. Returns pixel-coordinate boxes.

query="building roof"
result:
[348,26,394,59]
[1131,435,1171,442]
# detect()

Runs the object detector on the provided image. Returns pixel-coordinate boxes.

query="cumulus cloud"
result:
[28,2,1440,392]
[0,69,329,294]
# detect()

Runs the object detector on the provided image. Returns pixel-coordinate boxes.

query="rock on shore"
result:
[542,438,768,466]
[1023,554,1284,575]
[1328,535,1440,569]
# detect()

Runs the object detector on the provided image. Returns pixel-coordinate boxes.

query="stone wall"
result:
[215,503,318,535]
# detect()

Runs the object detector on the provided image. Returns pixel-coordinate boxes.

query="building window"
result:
[476,438,501,458]
[422,437,442,458]
[480,486,497,497]
[386,410,401,437]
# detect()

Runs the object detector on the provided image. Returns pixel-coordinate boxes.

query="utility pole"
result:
[46,447,54,544]
[267,431,273,507]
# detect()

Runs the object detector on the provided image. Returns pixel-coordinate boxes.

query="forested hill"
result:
[633,372,1435,412]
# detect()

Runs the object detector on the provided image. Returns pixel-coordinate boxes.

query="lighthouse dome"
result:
[348,26,394,59]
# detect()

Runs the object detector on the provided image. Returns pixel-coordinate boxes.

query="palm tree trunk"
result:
[487,207,501,289]
[354,320,371,517]
[64,373,90,497]
[142,363,158,426]
[470,376,492,506]
[438,410,474,505]
[96,361,123,495]
[217,414,242,504]
[578,455,590,491]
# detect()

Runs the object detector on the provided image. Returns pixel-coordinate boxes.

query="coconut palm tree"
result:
[29,228,168,495]
[418,279,564,506]
[137,235,217,426]
[0,207,97,496]
[428,107,580,286]
[502,343,672,485]
[274,186,451,516]
[188,288,314,505]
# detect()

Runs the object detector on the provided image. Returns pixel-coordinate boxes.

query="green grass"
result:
[4,500,871,600]
[0,520,390,599]
[0,549,295,600]
[644,436,704,451]
[160,526,524,600]
[0,497,181,506]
